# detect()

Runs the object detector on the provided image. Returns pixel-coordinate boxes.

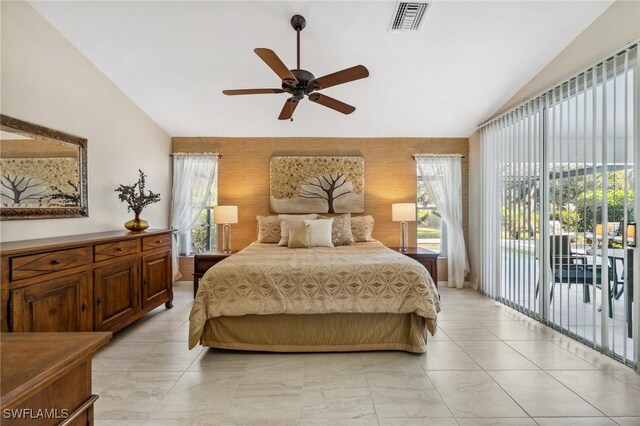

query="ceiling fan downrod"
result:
[291,15,305,70]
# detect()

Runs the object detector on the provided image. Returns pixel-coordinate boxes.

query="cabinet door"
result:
[141,250,171,309]
[94,259,139,331]
[420,259,438,284]
[10,272,91,332]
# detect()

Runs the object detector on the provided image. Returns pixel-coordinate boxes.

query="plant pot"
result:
[124,212,149,231]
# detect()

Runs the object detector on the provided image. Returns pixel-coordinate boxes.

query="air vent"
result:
[390,2,430,32]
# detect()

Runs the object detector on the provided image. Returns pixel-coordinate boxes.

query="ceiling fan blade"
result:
[309,65,369,91]
[308,93,355,115]
[254,48,298,85]
[278,97,299,120]
[222,88,285,95]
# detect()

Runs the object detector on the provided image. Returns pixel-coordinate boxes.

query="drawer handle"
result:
[51,259,62,265]
[81,303,88,312]
[58,394,99,426]
[117,247,125,251]
[96,298,102,306]
[156,240,162,243]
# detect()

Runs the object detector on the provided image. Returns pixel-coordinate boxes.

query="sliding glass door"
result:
[478,43,638,366]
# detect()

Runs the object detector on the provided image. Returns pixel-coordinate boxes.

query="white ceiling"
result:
[30,1,612,138]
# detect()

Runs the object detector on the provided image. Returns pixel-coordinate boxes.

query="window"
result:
[181,175,218,255]
[416,165,443,252]
[476,44,638,366]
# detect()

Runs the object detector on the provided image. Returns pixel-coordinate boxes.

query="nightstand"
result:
[193,250,238,297]
[391,247,439,286]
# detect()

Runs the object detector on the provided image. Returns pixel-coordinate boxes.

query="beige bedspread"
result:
[188,242,440,349]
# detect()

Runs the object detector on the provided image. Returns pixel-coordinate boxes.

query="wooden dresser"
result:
[0,230,173,333]
[1,332,111,426]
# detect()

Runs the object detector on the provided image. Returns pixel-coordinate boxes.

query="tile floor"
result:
[92,281,640,426]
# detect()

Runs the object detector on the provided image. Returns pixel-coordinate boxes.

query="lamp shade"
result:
[214,205,238,224]
[392,203,416,222]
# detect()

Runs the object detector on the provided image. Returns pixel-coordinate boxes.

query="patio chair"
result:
[536,235,611,317]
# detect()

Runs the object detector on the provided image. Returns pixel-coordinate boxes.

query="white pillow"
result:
[278,214,317,246]
[304,219,334,247]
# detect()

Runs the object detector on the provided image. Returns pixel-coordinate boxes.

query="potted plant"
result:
[115,170,161,231]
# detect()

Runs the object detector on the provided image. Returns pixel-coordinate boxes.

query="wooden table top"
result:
[0,332,112,407]
[0,229,171,255]
[390,247,440,256]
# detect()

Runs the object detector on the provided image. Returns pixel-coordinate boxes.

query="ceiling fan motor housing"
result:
[282,69,316,97]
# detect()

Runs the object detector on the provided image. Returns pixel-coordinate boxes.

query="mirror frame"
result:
[0,115,88,220]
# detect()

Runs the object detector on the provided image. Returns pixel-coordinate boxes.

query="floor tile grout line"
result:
[500,339,597,372]
[601,369,640,392]
[544,369,638,419]
[442,302,548,418]
[436,327,483,371]
[542,337,608,369]
[418,359,457,419]
[491,293,635,371]
[493,368,609,419]
[430,306,530,419]
[442,288,639,423]
[452,337,543,372]
[464,367,537,420]
[359,353,384,426]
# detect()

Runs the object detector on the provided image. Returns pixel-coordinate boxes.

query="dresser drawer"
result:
[10,247,91,281]
[142,234,171,251]
[94,239,138,262]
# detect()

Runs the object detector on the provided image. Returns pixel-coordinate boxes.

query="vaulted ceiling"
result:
[30,1,613,137]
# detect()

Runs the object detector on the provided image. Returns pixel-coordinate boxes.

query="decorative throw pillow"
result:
[278,214,318,246]
[351,215,375,242]
[256,215,281,243]
[304,219,334,247]
[319,213,355,246]
[288,224,311,248]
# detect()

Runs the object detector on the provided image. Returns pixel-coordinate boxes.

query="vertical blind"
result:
[476,43,639,366]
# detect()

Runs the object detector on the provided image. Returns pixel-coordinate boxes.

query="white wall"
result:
[0,2,171,242]
[490,0,640,119]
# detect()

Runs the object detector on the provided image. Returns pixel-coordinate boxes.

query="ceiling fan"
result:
[222,15,369,121]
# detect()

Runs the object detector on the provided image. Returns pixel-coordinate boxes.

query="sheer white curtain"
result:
[416,155,469,288]
[170,154,218,281]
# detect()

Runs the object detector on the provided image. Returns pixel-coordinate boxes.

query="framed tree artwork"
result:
[270,156,364,214]
[0,115,88,220]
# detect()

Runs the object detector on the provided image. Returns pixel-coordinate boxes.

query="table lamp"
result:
[214,205,238,253]
[392,203,416,253]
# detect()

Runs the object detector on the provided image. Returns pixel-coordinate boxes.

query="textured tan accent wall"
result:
[1,139,79,158]
[173,137,469,282]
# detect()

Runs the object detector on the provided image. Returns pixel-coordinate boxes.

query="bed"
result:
[188,241,440,353]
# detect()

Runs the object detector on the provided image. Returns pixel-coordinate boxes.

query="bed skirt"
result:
[199,312,428,353]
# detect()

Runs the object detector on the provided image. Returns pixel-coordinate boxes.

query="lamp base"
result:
[222,223,232,253]
[399,221,408,252]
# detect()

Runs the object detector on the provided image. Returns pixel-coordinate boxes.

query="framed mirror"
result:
[0,115,88,220]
